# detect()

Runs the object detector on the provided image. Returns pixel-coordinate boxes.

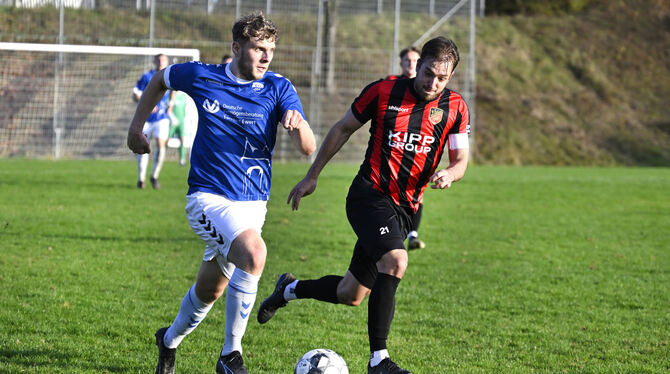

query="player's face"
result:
[413,57,454,101]
[155,55,168,70]
[235,37,275,81]
[400,51,419,78]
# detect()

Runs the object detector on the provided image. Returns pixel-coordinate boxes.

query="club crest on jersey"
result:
[252,82,264,93]
[429,107,444,124]
[203,99,220,114]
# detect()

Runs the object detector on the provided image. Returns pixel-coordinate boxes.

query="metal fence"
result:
[0,0,477,161]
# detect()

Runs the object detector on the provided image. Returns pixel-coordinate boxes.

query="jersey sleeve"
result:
[276,78,307,124]
[350,79,382,124]
[447,95,471,150]
[164,62,199,94]
[133,72,149,96]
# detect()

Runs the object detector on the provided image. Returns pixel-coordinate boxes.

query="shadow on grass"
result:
[1,231,195,243]
[0,347,127,372]
[0,178,137,190]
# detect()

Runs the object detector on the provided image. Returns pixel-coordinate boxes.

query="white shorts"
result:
[143,118,170,140]
[185,191,267,279]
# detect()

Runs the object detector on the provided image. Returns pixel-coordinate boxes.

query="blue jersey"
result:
[134,69,170,122]
[164,61,306,201]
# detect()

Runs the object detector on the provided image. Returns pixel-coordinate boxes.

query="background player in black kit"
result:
[257,37,470,374]
[388,46,420,81]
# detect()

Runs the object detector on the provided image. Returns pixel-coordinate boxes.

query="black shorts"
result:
[345,175,412,289]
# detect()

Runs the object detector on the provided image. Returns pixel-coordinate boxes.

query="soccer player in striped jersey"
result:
[127,12,315,374]
[258,36,469,374]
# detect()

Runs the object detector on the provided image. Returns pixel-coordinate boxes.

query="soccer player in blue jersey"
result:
[127,12,316,374]
[133,53,172,189]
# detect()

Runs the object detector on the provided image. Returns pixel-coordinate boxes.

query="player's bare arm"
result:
[127,69,169,154]
[282,110,316,156]
[167,90,176,115]
[287,109,363,210]
[430,147,469,189]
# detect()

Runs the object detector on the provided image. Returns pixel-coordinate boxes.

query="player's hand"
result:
[281,110,303,131]
[287,177,317,211]
[127,130,151,154]
[430,169,455,189]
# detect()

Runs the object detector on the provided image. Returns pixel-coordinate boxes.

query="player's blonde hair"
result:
[232,11,278,44]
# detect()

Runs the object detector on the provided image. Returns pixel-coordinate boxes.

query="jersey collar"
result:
[225,63,253,85]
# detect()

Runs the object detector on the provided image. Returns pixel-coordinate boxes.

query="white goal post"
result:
[0,42,200,159]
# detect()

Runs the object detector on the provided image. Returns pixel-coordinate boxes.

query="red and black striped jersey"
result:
[350,77,469,212]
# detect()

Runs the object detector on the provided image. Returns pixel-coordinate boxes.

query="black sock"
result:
[368,273,401,352]
[294,275,343,304]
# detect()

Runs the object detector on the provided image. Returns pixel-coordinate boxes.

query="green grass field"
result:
[1,159,668,373]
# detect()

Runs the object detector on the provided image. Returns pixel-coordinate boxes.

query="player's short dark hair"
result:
[399,46,420,59]
[232,11,278,44]
[420,37,459,70]
[221,54,232,63]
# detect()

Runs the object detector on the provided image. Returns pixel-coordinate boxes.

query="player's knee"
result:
[230,230,267,274]
[344,295,365,307]
[238,238,266,274]
[336,284,368,306]
[378,250,408,278]
[246,244,267,272]
[337,290,363,306]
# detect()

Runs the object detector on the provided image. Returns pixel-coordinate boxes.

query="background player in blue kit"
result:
[127,12,315,374]
[132,53,172,189]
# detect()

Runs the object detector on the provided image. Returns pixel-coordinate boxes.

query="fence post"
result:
[392,0,400,75]
[468,0,477,154]
[308,0,326,162]
[53,0,65,159]
[149,0,155,48]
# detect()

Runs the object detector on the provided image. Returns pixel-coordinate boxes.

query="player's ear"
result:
[231,41,241,57]
[415,58,423,74]
[447,63,456,80]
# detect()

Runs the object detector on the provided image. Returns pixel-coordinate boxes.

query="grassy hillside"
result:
[1,1,668,165]
[475,0,670,165]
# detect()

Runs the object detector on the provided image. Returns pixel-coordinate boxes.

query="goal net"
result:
[0,43,200,159]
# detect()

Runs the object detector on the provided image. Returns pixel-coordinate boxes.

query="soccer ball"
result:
[294,348,349,374]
